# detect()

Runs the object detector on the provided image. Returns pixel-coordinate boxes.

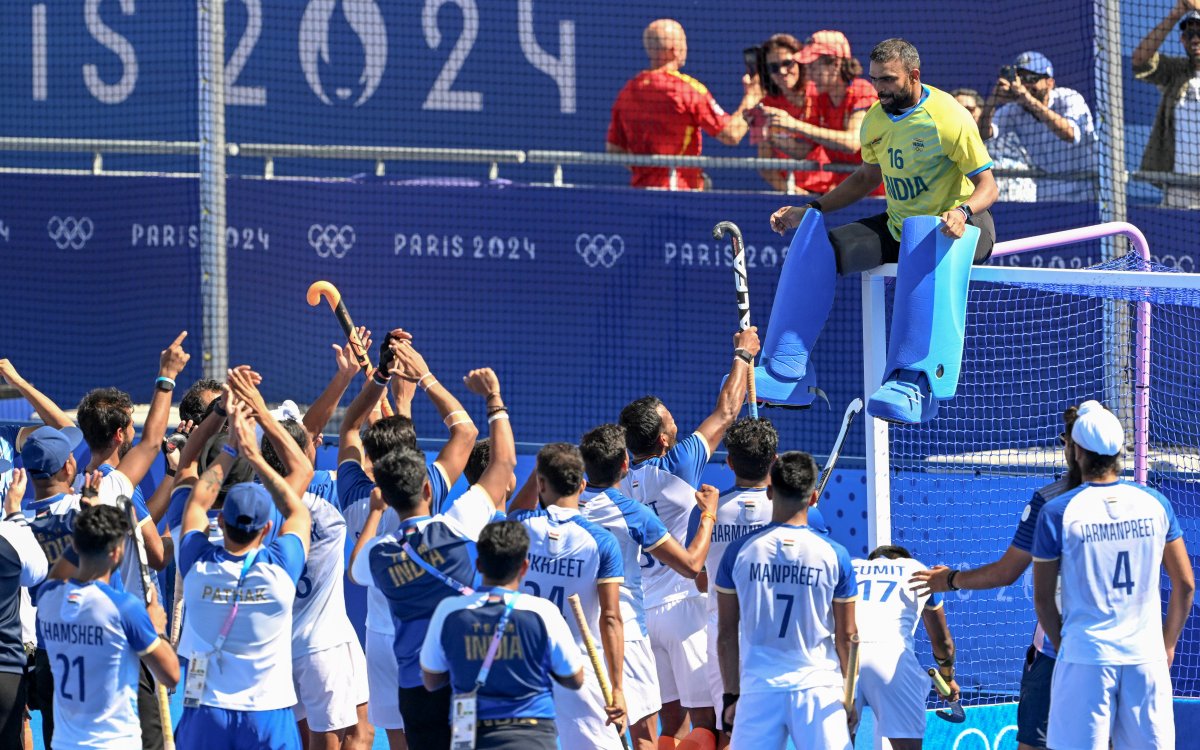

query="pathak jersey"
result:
[859,85,993,239]
[1032,480,1182,665]
[179,531,306,710]
[850,556,942,650]
[36,579,159,748]
[715,523,857,693]
[340,459,451,636]
[420,589,583,721]
[686,486,772,610]
[620,432,710,609]
[291,491,356,655]
[1012,475,1076,659]
[511,504,624,646]
[351,484,494,688]
[579,485,671,640]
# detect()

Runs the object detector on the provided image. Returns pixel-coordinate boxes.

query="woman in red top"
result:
[749,34,825,193]
[759,31,883,195]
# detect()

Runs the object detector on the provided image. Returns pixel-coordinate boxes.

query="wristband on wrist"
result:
[155,376,176,392]
[442,410,468,427]
[701,511,717,523]
[487,405,508,417]
[372,370,391,387]
[734,348,753,364]
[957,205,972,222]
[165,468,176,477]
[808,200,824,213]
[221,444,239,458]
[946,569,961,591]
[213,402,228,417]
[722,692,739,726]
[487,411,510,425]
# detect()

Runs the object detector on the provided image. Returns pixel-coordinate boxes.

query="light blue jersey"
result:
[36,579,160,748]
[579,486,670,640]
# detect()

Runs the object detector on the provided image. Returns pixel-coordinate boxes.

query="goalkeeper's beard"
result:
[881,87,919,115]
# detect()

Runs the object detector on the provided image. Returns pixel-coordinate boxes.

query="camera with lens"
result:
[1000,65,1018,83]
[743,45,782,97]
[163,430,189,453]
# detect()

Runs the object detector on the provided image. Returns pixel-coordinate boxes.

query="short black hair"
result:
[373,447,429,513]
[870,38,920,72]
[619,396,664,456]
[537,443,584,497]
[261,419,309,476]
[1077,447,1121,478]
[476,521,529,582]
[868,545,912,561]
[77,388,134,451]
[725,418,778,480]
[73,504,130,557]
[580,424,627,487]
[180,379,223,424]
[362,416,418,464]
[223,524,260,546]
[464,440,491,485]
[770,451,819,503]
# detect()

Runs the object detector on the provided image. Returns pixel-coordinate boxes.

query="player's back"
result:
[292,491,356,655]
[851,556,940,650]
[36,579,158,748]
[715,523,857,692]
[687,485,772,605]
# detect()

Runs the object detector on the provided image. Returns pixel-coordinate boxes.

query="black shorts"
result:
[398,684,451,749]
[1016,646,1054,749]
[828,209,996,275]
[477,718,557,750]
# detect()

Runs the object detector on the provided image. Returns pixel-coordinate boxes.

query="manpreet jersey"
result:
[1032,480,1182,665]
[510,504,624,645]
[620,432,710,610]
[715,523,857,693]
[291,491,357,656]
[859,84,993,240]
[850,556,942,650]
[579,485,671,640]
[36,579,160,749]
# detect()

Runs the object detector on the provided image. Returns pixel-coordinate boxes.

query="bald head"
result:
[643,19,687,69]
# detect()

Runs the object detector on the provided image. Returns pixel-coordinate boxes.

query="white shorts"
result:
[646,596,710,708]
[854,643,927,741]
[623,638,663,724]
[1048,660,1175,750]
[553,645,625,750]
[729,685,851,750]
[292,639,370,732]
[365,628,405,730]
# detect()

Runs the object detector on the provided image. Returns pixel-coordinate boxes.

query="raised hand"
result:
[694,484,719,517]
[5,469,26,515]
[388,340,431,383]
[227,400,259,460]
[159,332,190,379]
[227,366,268,415]
[463,368,500,399]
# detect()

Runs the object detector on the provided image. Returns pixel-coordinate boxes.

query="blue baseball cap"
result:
[20,426,84,479]
[1013,51,1053,78]
[222,482,274,532]
[1181,11,1200,28]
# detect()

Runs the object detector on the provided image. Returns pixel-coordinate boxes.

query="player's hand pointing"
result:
[909,565,952,595]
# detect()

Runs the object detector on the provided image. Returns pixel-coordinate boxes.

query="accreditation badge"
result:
[182,652,211,708]
[450,690,478,749]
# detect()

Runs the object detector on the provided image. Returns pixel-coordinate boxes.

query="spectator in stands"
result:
[1132,3,1200,209]
[607,19,760,191]
[748,34,819,193]
[978,52,1097,202]
[951,88,984,126]
[952,86,1036,202]
[758,31,882,196]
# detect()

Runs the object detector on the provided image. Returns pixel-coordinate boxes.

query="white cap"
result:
[1071,400,1123,456]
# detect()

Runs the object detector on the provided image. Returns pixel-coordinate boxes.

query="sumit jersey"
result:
[859,84,994,239]
[579,486,671,640]
[685,486,772,611]
[850,556,942,650]
[511,505,624,646]
[1032,480,1182,665]
[715,523,857,693]
[291,490,356,656]
[620,432,710,609]
[36,579,159,749]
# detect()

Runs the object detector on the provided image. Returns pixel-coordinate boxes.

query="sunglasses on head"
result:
[768,59,797,75]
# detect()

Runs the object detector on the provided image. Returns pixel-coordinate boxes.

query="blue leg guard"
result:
[866,215,979,425]
[752,208,836,407]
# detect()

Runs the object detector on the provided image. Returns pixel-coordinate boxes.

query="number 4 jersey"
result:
[1032,480,1182,665]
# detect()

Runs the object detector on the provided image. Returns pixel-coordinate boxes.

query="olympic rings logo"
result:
[575,234,624,268]
[47,216,94,250]
[308,224,356,258]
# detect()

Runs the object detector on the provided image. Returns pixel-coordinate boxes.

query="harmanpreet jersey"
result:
[685,486,772,611]
[715,523,857,693]
[179,530,306,710]
[350,484,494,689]
[850,556,942,650]
[620,432,710,609]
[859,85,993,239]
[511,505,624,645]
[292,491,357,655]
[579,486,671,640]
[1032,480,1182,665]
[36,579,160,749]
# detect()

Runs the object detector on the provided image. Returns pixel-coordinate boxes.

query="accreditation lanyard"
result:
[474,591,520,689]
[400,521,474,595]
[211,549,259,655]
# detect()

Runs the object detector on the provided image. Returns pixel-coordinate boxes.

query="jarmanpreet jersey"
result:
[620,432,710,609]
[291,491,357,656]
[715,523,857,693]
[1032,480,1182,665]
[579,485,671,641]
[36,580,160,749]
[850,556,942,650]
[511,504,624,646]
[859,85,993,239]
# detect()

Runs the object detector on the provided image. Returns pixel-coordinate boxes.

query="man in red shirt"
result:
[607,19,760,190]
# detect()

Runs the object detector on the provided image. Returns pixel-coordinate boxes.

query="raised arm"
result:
[338,380,386,466]
[302,330,371,441]
[460,369,516,510]
[348,488,387,586]
[652,485,717,578]
[695,329,762,453]
[229,402,311,549]
[227,368,314,496]
[1162,537,1196,666]
[119,332,191,487]
[0,360,73,448]
[1134,1,1193,68]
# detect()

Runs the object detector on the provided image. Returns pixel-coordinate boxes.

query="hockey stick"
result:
[566,594,631,750]
[815,398,864,500]
[713,221,757,418]
[123,496,175,750]
[927,668,966,723]
[842,633,861,715]
[168,566,185,649]
[306,280,394,417]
